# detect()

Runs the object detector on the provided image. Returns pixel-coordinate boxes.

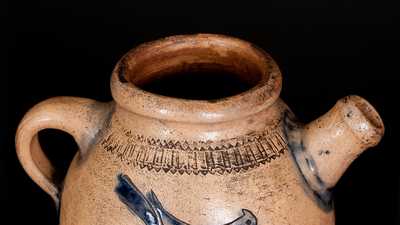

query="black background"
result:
[5,1,400,224]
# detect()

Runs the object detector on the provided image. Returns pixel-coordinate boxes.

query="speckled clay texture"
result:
[16,34,384,225]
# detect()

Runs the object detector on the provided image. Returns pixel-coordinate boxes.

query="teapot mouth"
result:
[111,34,282,123]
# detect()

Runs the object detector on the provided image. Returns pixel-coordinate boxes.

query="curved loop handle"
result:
[15,97,112,205]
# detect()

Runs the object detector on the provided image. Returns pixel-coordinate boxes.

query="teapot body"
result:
[16,34,383,225]
[60,100,334,225]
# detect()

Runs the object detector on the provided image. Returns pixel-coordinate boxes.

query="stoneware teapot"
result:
[16,34,384,225]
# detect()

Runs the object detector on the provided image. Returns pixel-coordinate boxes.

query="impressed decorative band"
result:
[100,126,287,175]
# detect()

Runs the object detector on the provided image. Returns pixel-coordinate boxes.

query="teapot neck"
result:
[110,34,282,124]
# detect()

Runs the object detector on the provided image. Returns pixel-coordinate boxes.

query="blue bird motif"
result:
[115,174,258,225]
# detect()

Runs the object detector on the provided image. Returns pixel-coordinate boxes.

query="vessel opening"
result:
[112,34,282,122]
[119,37,266,100]
[138,68,258,100]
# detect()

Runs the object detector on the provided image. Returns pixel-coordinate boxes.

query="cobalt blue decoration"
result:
[115,174,257,225]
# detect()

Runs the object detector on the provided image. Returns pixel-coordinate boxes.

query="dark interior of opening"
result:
[120,46,265,100]
[138,68,257,100]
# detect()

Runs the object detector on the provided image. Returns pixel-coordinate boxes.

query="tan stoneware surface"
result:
[15,34,385,225]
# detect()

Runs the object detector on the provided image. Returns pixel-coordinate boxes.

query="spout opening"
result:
[341,95,385,147]
[352,96,384,131]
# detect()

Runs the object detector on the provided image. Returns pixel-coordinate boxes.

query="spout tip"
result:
[300,95,384,189]
[340,95,385,148]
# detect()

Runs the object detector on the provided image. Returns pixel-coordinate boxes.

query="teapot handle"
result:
[15,97,112,205]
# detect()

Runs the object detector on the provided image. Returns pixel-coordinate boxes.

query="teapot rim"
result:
[110,33,282,123]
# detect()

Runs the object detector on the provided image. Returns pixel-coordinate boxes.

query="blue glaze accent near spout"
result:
[282,111,333,212]
[115,173,258,225]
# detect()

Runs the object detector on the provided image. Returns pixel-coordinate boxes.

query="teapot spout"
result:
[301,95,384,188]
